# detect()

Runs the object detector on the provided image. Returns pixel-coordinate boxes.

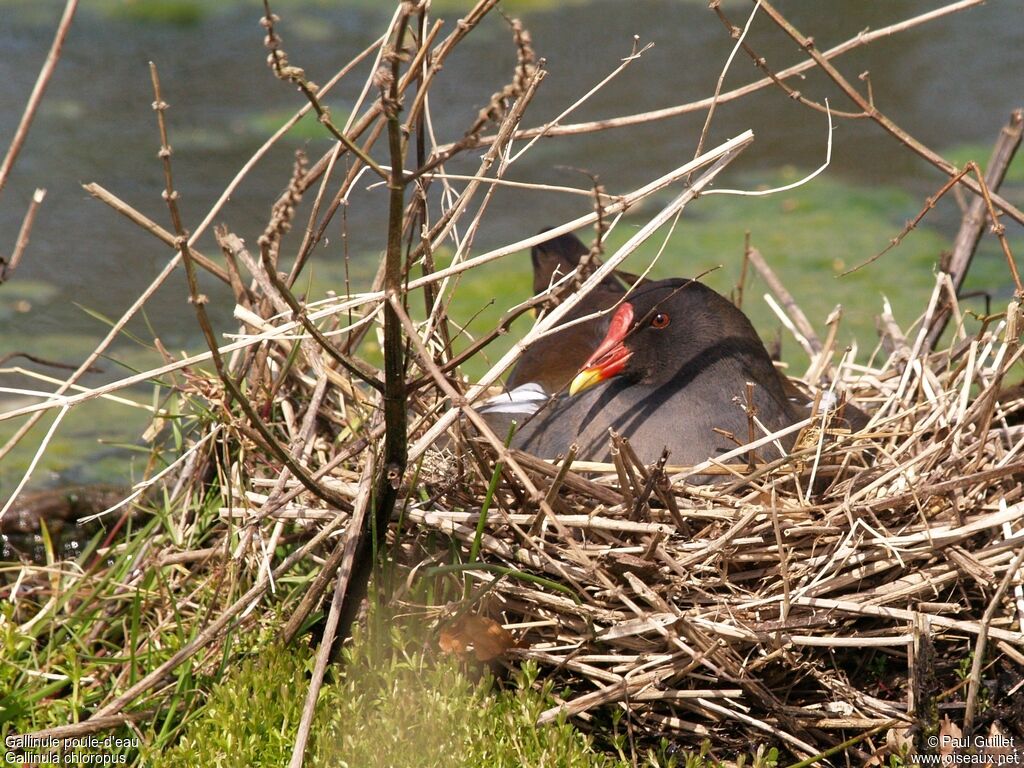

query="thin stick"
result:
[288,452,375,768]
[261,2,387,180]
[294,0,502,251]
[82,183,230,284]
[372,3,413,596]
[1,189,46,284]
[691,0,761,166]
[0,0,78,195]
[148,62,347,510]
[505,37,653,165]
[841,167,973,278]
[964,544,1024,733]
[192,33,386,246]
[703,99,833,198]
[711,1,862,120]
[935,109,1023,308]
[756,0,1024,226]
[454,1,984,148]
[746,246,821,355]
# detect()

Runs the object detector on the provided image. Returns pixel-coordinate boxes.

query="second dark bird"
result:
[506,231,641,393]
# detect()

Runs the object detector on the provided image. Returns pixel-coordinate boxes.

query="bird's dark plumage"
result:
[509,278,803,474]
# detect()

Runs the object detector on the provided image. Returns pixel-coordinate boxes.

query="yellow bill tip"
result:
[568,367,604,397]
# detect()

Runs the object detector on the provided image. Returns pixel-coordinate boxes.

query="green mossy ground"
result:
[2,551,776,767]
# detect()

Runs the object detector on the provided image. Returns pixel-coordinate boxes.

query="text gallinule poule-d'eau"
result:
[494,277,805,472]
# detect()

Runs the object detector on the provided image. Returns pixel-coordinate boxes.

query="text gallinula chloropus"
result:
[506,232,642,393]
[507,278,803,470]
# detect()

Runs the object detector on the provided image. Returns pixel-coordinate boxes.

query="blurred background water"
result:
[0,0,1021,489]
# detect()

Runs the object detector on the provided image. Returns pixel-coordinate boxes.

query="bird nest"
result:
[205,254,1024,762]
[399,287,1024,759]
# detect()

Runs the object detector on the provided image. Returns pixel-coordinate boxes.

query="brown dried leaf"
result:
[438,614,516,662]
[864,727,913,766]
[437,625,467,658]
[939,715,962,758]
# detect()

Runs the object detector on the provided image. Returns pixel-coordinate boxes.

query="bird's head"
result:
[569,279,751,395]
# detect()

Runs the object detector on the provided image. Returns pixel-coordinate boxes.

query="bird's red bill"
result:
[569,302,634,395]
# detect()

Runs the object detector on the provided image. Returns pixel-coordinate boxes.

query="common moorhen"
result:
[506,232,641,392]
[505,278,803,470]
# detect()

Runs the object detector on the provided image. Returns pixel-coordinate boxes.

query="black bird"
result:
[506,232,642,393]
[507,278,803,472]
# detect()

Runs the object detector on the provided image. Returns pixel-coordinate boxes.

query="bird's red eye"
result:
[651,312,670,329]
